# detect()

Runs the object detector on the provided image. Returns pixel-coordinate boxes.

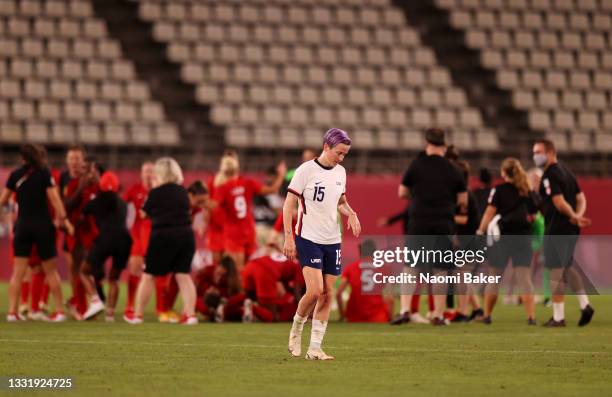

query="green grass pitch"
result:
[0,284,611,397]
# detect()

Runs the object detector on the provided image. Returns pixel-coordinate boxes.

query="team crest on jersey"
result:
[231,186,245,195]
[543,178,551,195]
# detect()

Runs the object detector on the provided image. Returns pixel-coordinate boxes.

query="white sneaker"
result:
[288,330,302,357]
[242,299,253,323]
[83,300,105,320]
[305,348,335,361]
[125,315,143,325]
[29,311,47,321]
[180,315,198,325]
[45,312,67,322]
[410,312,430,324]
[6,313,26,322]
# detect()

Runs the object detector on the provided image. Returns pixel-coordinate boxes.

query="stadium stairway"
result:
[90,0,225,168]
[393,0,538,159]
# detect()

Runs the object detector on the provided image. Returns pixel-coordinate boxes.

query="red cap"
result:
[99,171,120,192]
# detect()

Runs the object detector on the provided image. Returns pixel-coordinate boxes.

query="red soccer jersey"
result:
[214,177,263,240]
[123,182,149,231]
[342,260,390,323]
[242,254,299,305]
[65,178,99,250]
[207,176,225,233]
[195,264,229,298]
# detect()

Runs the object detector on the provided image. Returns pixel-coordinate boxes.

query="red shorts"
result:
[224,236,256,258]
[206,228,224,253]
[130,222,151,257]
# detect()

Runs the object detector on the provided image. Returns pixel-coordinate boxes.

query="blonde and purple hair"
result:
[323,128,352,148]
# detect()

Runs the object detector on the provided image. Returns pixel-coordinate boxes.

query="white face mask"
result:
[533,153,547,168]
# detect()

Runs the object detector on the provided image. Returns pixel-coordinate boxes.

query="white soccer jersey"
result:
[288,159,346,245]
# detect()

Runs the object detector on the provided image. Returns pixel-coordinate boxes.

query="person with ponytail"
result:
[476,157,539,325]
[0,144,73,322]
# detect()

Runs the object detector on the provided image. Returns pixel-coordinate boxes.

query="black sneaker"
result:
[542,317,566,327]
[451,313,469,323]
[389,312,410,325]
[480,315,492,325]
[578,305,594,327]
[431,317,447,326]
[468,308,484,321]
[527,318,537,326]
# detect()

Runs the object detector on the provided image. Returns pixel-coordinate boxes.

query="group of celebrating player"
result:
[1,126,595,360]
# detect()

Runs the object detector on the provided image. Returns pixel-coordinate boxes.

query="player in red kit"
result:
[123,161,154,319]
[336,240,393,323]
[64,157,101,319]
[241,252,304,322]
[206,151,236,264]
[212,155,286,272]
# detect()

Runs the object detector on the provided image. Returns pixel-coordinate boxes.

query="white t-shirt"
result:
[288,159,346,245]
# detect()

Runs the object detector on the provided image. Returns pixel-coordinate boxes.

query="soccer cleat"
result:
[527,318,537,326]
[158,311,170,323]
[6,312,26,322]
[431,317,448,326]
[451,313,470,323]
[45,312,67,322]
[410,312,430,324]
[542,317,566,327]
[479,316,492,325]
[83,300,105,320]
[28,311,48,321]
[305,348,335,361]
[123,308,134,323]
[468,308,484,322]
[578,305,594,327]
[179,315,198,325]
[389,312,411,325]
[242,299,253,323]
[167,311,180,324]
[124,313,143,325]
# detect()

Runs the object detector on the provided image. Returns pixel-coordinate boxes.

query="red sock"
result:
[253,305,274,322]
[20,281,30,305]
[41,283,49,305]
[195,298,208,316]
[410,294,421,313]
[154,276,167,315]
[126,275,140,311]
[166,275,179,312]
[72,276,87,315]
[31,272,45,312]
[428,292,435,312]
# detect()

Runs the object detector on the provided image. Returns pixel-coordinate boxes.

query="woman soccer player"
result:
[0,144,73,322]
[477,158,538,325]
[284,128,361,360]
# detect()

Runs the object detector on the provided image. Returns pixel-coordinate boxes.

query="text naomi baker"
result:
[372,272,501,284]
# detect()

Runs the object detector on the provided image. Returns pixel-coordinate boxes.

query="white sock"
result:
[291,314,307,335]
[309,319,328,350]
[577,294,590,310]
[553,302,565,321]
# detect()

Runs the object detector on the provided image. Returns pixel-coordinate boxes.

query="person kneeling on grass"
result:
[126,157,198,325]
[81,171,133,321]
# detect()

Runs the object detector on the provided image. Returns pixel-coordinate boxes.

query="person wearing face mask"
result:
[532,139,594,327]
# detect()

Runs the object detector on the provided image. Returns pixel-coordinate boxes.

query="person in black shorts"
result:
[533,139,594,327]
[81,171,132,321]
[391,128,467,326]
[127,157,198,325]
[0,144,73,322]
[477,158,538,325]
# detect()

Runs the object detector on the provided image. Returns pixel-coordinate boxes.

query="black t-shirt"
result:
[142,183,192,230]
[456,191,479,235]
[473,187,491,220]
[489,182,538,234]
[538,162,581,235]
[6,165,55,224]
[401,154,467,224]
[83,191,128,233]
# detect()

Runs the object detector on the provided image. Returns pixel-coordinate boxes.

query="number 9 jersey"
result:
[287,159,346,245]
[214,177,263,253]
